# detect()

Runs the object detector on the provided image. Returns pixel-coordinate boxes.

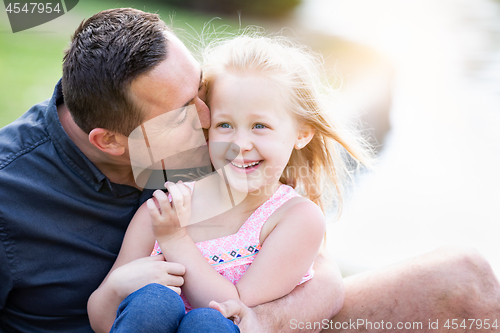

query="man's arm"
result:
[324,247,500,333]
[211,248,345,333]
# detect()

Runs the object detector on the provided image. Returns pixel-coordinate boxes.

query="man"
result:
[0,8,341,332]
[0,7,498,333]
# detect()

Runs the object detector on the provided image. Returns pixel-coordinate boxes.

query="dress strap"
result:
[238,184,301,241]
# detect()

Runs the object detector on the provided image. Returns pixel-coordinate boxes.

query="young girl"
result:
[89,33,370,332]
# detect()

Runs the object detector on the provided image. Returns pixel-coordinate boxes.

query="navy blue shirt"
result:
[0,81,154,332]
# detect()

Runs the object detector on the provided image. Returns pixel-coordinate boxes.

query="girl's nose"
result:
[232,130,253,152]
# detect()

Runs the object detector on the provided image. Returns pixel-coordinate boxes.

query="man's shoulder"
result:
[0,99,52,171]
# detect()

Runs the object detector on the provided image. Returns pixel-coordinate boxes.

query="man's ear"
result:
[295,124,315,150]
[88,128,127,156]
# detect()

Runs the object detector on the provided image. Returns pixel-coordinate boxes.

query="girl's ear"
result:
[89,128,127,156]
[295,124,315,150]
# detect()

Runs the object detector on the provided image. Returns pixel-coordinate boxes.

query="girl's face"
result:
[208,73,299,194]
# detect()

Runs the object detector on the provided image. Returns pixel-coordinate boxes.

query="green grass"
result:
[0,0,242,128]
[0,19,66,126]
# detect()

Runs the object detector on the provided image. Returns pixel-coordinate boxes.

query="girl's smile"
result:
[228,159,262,173]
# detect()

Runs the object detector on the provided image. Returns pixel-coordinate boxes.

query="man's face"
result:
[127,32,211,187]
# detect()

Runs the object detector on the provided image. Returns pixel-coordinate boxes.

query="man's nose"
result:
[194,97,210,129]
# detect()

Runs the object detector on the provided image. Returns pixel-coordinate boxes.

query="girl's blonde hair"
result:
[202,31,372,217]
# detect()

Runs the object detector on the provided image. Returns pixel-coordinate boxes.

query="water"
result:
[296,0,500,276]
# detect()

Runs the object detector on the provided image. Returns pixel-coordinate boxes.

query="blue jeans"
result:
[110,284,240,333]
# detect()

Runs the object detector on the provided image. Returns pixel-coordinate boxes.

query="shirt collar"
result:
[45,80,140,197]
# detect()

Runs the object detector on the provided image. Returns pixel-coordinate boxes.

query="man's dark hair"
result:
[62,8,170,135]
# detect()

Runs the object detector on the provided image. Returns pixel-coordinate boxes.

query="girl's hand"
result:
[147,181,192,243]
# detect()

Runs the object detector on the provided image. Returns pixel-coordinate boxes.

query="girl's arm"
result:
[210,248,345,333]
[87,203,185,333]
[234,199,326,306]
[151,182,325,309]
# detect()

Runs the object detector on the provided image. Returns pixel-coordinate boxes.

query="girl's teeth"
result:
[231,161,260,168]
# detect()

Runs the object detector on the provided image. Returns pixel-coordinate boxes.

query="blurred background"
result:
[1,0,499,276]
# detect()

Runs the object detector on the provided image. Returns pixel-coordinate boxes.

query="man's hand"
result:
[209,300,268,333]
[107,254,185,300]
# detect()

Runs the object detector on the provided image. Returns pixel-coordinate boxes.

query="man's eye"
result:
[174,107,188,126]
[199,80,206,92]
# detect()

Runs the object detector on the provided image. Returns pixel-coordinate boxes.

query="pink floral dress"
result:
[151,184,315,311]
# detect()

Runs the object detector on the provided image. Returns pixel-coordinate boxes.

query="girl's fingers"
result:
[152,189,172,214]
[165,182,191,206]
[164,182,184,211]
[153,189,169,206]
[146,198,161,220]
[163,181,192,227]
[176,181,192,208]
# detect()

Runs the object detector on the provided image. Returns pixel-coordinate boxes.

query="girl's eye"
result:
[218,123,232,129]
[253,123,267,129]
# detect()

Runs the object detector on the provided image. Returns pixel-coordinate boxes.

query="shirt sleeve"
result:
[0,233,13,311]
